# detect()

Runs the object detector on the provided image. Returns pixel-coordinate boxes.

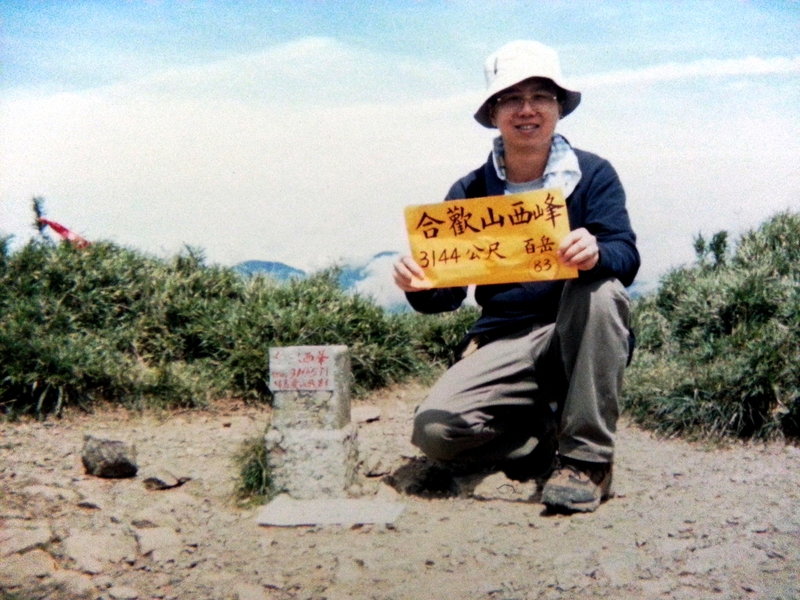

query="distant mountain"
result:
[232,252,410,311]
[233,260,306,281]
[234,253,652,310]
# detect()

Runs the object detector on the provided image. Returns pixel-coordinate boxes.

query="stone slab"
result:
[256,494,405,527]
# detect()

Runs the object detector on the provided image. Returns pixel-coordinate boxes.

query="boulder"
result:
[81,435,138,478]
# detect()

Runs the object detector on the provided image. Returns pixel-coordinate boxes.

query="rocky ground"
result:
[1,382,799,600]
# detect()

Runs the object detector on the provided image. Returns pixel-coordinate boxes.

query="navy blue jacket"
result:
[406,148,640,337]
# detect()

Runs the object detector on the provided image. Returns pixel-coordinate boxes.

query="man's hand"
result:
[557,228,599,271]
[393,256,433,292]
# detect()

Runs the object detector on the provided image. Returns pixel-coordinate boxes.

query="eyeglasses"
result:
[493,91,559,112]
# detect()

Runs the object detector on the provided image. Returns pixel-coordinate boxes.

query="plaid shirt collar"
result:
[491,133,582,197]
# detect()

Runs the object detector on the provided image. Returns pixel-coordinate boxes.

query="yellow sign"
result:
[404,189,578,288]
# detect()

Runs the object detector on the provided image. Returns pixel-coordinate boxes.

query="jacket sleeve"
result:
[405,286,468,314]
[578,158,640,287]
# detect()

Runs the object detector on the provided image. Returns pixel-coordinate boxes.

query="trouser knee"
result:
[562,277,630,321]
[558,277,631,353]
[411,409,463,461]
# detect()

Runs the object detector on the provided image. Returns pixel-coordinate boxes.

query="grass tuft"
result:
[233,433,272,505]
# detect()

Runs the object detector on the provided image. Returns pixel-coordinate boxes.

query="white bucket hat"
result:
[474,40,581,128]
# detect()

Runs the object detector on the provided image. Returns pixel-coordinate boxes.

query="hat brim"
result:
[474,85,581,128]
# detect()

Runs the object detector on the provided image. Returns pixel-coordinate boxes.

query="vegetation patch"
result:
[7,201,797,444]
[0,218,478,418]
[623,211,800,440]
[233,433,272,505]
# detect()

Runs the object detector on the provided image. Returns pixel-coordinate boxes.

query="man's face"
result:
[490,78,561,154]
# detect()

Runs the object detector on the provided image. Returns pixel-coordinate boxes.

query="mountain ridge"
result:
[233,252,649,311]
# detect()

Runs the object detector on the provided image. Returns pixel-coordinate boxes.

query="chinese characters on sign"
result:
[404,189,578,287]
[270,347,333,391]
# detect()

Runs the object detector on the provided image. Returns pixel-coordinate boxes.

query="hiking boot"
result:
[541,457,613,513]
[500,437,558,482]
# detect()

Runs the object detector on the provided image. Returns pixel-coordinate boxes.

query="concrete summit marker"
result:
[264,345,357,499]
[258,345,406,527]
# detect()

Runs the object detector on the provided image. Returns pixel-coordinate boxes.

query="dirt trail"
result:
[1,383,799,600]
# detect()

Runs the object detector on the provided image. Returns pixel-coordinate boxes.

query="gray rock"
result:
[81,435,138,478]
[0,524,53,557]
[141,468,190,491]
[0,548,56,586]
[265,425,358,499]
[77,496,104,510]
[48,569,97,597]
[130,518,159,529]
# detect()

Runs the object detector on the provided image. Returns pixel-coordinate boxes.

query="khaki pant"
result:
[412,277,631,465]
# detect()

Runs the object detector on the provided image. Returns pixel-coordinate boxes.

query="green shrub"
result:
[0,236,478,418]
[623,211,800,440]
[402,305,481,368]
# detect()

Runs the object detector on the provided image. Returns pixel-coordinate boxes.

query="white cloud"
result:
[571,55,800,88]
[0,39,488,271]
[2,42,799,292]
[350,253,407,310]
[560,59,800,284]
[99,36,469,105]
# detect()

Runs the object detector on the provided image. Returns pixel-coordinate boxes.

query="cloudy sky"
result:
[2,1,799,290]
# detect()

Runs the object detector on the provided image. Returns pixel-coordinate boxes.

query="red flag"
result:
[39,218,90,248]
